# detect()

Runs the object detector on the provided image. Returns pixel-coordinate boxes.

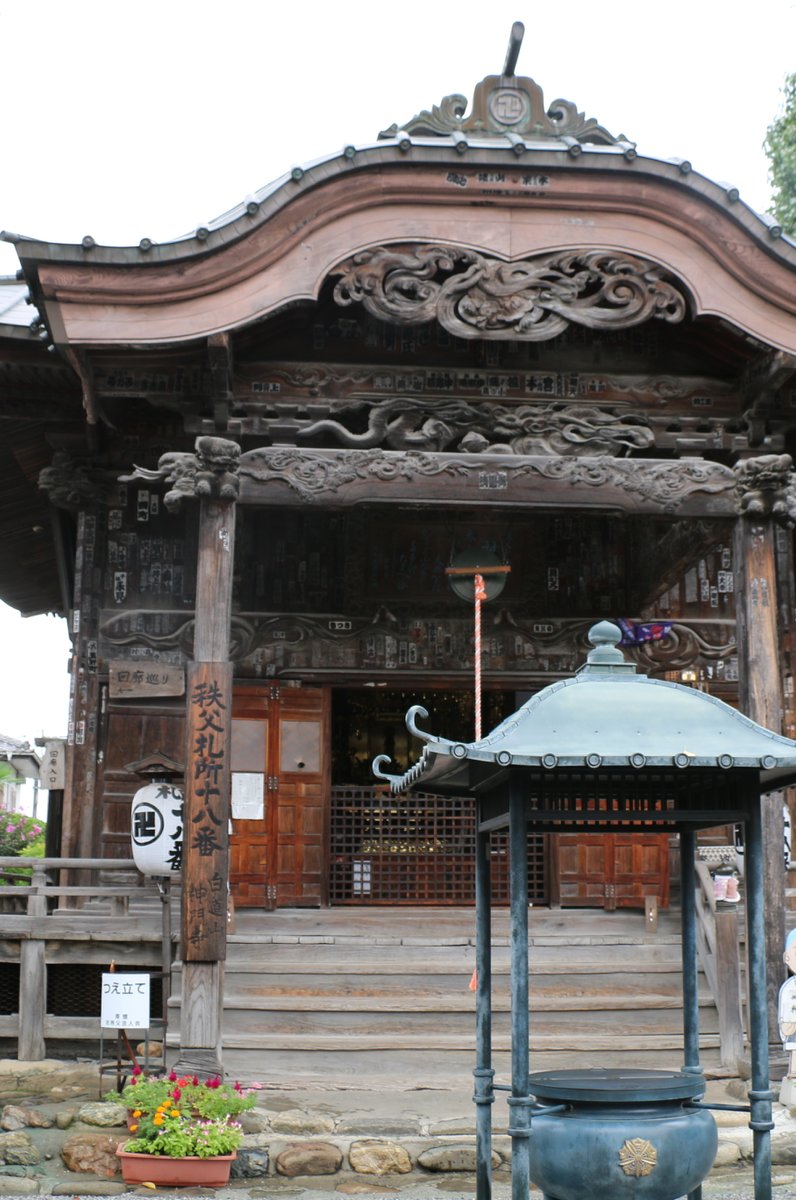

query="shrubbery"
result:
[0,813,45,856]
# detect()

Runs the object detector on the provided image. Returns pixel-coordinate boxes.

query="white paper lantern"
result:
[131,780,184,875]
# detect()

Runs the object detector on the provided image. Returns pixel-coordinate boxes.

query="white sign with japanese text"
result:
[100,972,151,1030]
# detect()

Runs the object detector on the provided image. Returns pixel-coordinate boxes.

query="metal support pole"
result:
[474,813,494,1200]
[745,803,774,1200]
[508,778,531,1200]
[680,828,702,1077]
[680,827,703,1200]
[159,877,172,1028]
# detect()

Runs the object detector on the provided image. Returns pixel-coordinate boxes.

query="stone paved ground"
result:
[1,1061,796,1198]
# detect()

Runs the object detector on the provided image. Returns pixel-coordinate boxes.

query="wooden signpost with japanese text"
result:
[182,661,232,962]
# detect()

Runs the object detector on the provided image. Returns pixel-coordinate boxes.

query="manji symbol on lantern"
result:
[128,754,185,876]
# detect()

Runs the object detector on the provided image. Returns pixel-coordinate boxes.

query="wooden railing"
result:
[694,858,745,1068]
[0,856,144,916]
[0,857,169,1061]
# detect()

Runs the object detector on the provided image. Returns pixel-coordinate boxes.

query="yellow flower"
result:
[129,1124,138,1132]
[153,1115,163,1126]
[170,1109,180,1117]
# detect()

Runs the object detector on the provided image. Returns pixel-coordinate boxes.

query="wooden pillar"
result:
[138,437,241,1079]
[734,455,791,1040]
[61,504,104,864]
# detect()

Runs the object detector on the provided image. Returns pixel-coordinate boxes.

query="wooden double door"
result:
[229,686,329,908]
[555,831,671,909]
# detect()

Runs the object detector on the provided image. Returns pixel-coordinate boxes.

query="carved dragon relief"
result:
[295,397,654,456]
[239,447,470,503]
[332,247,687,342]
[237,447,735,513]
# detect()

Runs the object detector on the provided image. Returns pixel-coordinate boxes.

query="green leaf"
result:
[765,72,796,237]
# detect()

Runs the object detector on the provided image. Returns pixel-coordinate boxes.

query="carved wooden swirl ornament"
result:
[333,247,687,341]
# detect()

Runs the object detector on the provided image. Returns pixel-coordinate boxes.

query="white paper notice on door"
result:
[231,772,265,819]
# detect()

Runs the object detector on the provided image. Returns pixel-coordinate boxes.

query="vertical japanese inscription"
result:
[182,661,232,961]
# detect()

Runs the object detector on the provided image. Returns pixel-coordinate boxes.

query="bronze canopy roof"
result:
[374,622,796,797]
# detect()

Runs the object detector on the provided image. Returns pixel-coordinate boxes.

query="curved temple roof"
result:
[3,67,794,270]
[374,622,796,795]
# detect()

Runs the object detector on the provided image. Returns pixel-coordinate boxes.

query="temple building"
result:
[2,44,796,955]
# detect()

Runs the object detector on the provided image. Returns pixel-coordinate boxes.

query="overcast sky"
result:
[0,0,795,755]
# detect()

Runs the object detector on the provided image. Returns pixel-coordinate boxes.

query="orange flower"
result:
[129,1124,138,1132]
[132,1109,142,1118]
[153,1114,163,1126]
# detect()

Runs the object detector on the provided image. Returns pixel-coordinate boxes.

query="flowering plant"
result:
[123,1104,243,1159]
[109,1066,257,1120]
[0,811,44,858]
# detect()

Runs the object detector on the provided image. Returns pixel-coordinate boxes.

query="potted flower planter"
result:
[117,1146,236,1188]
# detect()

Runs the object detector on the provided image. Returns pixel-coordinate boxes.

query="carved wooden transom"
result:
[332,246,688,341]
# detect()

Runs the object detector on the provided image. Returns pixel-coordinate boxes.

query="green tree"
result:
[765,72,796,237]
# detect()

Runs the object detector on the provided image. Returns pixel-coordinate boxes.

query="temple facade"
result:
[2,56,796,941]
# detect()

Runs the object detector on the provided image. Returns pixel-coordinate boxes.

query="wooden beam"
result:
[207,332,233,432]
[237,448,737,517]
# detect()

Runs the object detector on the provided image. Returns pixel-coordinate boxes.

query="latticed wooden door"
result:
[230,686,329,908]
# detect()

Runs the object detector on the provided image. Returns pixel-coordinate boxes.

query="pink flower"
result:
[168,1070,177,1082]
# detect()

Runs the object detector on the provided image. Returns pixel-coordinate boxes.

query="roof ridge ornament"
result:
[379,22,631,147]
[577,620,638,677]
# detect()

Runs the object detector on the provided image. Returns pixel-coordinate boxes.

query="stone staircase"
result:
[166,907,725,1087]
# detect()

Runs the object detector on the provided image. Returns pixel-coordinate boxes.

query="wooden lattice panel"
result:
[330,787,548,905]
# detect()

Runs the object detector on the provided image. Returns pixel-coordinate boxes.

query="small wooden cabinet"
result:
[554,832,670,910]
